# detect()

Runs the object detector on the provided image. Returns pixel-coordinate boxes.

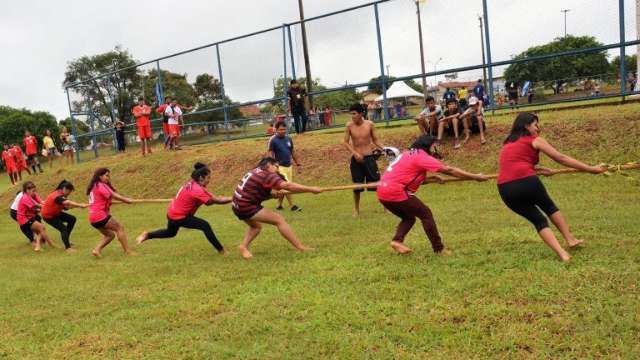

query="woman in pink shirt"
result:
[136,162,231,254]
[497,113,606,262]
[377,135,488,255]
[16,181,56,252]
[86,168,135,258]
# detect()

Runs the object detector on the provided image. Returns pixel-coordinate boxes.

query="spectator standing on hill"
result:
[343,103,385,218]
[132,97,153,155]
[156,97,171,148]
[442,88,456,103]
[473,79,485,101]
[527,87,534,104]
[415,96,443,136]
[506,80,519,108]
[287,79,309,134]
[114,120,126,152]
[60,126,75,165]
[268,122,302,212]
[23,131,43,174]
[42,130,57,168]
[2,144,18,185]
[164,99,183,150]
[12,144,30,180]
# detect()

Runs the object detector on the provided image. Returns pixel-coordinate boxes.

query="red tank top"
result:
[41,190,67,219]
[497,135,539,184]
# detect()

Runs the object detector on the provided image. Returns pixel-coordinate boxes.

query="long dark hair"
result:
[504,112,539,144]
[22,181,36,193]
[257,157,278,169]
[410,135,438,156]
[191,162,211,182]
[86,168,115,195]
[56,179,74,191]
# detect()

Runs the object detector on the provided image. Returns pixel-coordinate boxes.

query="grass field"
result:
[1,102,639,359]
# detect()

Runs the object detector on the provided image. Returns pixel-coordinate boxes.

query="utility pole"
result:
[561,9,570,37]
[298,0,314,108]
[478,15,488,90]
[415,0,427,101]
[386,64,390,77]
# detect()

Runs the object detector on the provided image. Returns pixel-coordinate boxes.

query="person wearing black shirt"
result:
[114,119,126,152]
[287,80,309,134]
[506,80,519,108]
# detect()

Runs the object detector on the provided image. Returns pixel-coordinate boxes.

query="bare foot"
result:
[299,245,315,252]
[136,231,149,245]
[480,138,487,145]
[33,245,41,252]
[567,238,584,248]
[436,248,453,256]
[238,245,253,259]
[559,252,571,262]
[219,249,228,256]
[92,249,102,258]
[124,251,137,256]
[65,248,78,253]
[352,210,359,218]
[390,241,412,254]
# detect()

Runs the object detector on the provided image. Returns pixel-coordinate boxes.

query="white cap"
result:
[382,146,400,161]
[468,96,479,105]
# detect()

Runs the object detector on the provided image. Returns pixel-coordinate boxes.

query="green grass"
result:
[1,102,639,358]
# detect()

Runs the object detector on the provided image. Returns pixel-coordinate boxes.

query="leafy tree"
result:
[0,106,59,148]
[63,46,141,127]
[314,89,360,110]
[367,75,395,94]
[194,74,222,102]
[141,69,197,108]
[610,54,637,75]
[405,79,424,93]
[503,36,609,91]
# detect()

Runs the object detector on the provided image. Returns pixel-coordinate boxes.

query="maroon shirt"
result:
[232,168,284,218]
[497,135,539,184]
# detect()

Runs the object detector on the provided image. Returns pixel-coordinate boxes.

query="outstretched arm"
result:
[112,192,134,204]
[276,181,322,194]
[533,137,605,174]
[62,200,88,209]
[438,165,488,181]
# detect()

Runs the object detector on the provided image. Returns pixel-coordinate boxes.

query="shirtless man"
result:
[343,103,385,217]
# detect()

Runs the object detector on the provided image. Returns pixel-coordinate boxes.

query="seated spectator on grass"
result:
[415,96,442,135]
[459,96,487,145]
[438,99,468,149]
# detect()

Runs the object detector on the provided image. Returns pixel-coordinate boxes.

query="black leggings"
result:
[11,209,34,242]
[498,176,559,232]
[147,215,223,251]
[44,212,76,249]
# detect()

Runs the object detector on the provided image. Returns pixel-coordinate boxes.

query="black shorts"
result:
[90,215,112,229]
[19,215,41,233]
[27,154,37,163]
[350,155,380,192]
[232,206,263,221]
[508,92,518,101]
[10,209,17,221]
[468,114,486,134]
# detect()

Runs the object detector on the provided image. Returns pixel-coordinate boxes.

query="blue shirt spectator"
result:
[473,80,485,99]
[443,88,456,102]
[268,133,294,167]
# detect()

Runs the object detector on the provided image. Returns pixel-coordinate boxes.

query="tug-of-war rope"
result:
[113,162,639,203]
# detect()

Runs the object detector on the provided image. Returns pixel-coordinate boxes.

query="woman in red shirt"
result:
[86,168,136,258]
[2,144,18,185]
[16,181,55,252]
[41,180,88,253]
[377,135,488,255]
[232,157,322,259]
[497,113,607,262]
[136,163,231,254]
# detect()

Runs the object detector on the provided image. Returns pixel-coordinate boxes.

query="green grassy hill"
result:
[0,103,639,359]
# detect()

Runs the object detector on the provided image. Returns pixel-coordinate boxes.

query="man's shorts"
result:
[508,92,518,101]
[278,165,293,182]
[169,124,180,137]
[162,122,170,135]
[137,124,152,139]
[350,155,380,193]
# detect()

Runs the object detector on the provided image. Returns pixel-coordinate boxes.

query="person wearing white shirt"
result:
[10,191,35,242]
[164,100,183,150]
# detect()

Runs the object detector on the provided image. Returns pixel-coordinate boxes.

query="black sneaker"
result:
[276,205,284,210]
[290,205,302,212]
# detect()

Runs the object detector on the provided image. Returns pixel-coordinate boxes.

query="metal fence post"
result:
[216,44,230,140]
[87,97,99,159]
[374,4,389,124]
[155,60,164,105]
[287,25,297,80]
[282,25,290,130]
[619,0,627,99]
[482,0,495,113]
[65,87,81,163]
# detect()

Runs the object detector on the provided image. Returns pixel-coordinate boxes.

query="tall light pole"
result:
[428,57,442,84]
[561,9,570,37]
[415,0,427,101]
[478,15,488,90]
[298,0,314,108]
[386,64,391,77]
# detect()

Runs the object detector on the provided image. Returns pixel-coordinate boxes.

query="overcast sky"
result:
[1,0,637,119]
